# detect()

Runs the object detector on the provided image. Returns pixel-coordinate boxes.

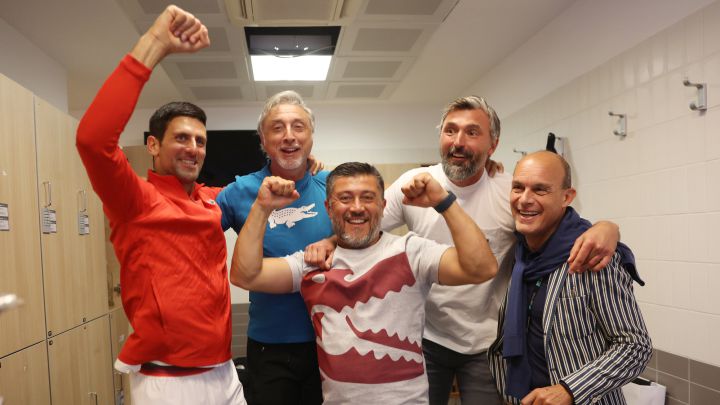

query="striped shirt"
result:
[489,254,652,405]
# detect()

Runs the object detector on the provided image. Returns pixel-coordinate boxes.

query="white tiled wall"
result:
[496,1,720,366]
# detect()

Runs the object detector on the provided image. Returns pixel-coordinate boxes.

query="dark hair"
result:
[327,162,385,198]
[149,101,207,142]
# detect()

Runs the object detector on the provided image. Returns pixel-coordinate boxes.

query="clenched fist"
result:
[256,176,300,211]
[401,172,449,208]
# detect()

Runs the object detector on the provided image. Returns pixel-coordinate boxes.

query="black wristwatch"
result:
[433,191,456,213]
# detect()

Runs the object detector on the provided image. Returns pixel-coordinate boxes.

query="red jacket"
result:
[76,55,231,367]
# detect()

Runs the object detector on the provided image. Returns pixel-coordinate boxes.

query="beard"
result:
[172,159,202,184]
[275,154,304,171]
[332,211,382,249]
[441,145,482,182]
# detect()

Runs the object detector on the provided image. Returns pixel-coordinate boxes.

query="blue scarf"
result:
[503,207,639,399]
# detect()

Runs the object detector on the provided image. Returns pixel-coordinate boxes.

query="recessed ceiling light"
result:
[245,26,340,82]
[250,55,332,81]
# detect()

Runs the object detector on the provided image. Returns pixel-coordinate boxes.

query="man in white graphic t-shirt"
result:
[230,162,498,404]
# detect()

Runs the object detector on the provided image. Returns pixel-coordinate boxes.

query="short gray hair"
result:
[257,90,315,137]
[439,96,501,142]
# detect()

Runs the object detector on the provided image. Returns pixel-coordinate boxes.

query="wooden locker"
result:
[74,120,109,322]
[35,98,82,335]
[0,342,51,405]
[48,315,114,405]
[85,315,115,405]
[35,99,108,336]
[47,322,87,404]
[0,73,46,356]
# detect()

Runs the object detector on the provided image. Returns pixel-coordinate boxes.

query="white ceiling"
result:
[0,0,577,111]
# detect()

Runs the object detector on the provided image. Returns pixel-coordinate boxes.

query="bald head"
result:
[511,151,576,251]
[515,151,571,189]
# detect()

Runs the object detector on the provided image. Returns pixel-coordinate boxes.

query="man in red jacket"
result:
[76,6,245,404]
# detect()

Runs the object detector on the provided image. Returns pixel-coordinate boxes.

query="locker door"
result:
[0,342,51,405]
[0,73,45,356]
[35,98,86,335]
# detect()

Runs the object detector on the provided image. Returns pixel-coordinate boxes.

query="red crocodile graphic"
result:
[301,252,425,384]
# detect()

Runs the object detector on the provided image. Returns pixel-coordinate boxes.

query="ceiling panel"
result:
[332,83,386,98]
[352,28,423,52]
[177,61,238,79]
[206,27,232,52]
[251,0,339,21]
[356,0,459,23]
[137,0,222,15]
[336,22,438,57]
[190,85,245,100]
[343,60,401,78]
[328,56,414,81]
[364,0,444,16]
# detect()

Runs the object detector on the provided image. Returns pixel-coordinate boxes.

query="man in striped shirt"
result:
[489,151,651,405]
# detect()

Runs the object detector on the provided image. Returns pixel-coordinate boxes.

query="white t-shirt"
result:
[382,164,516,354]
[285,232,449,405]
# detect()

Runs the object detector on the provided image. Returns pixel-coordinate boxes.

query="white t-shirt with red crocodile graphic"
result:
[285,231,449,405]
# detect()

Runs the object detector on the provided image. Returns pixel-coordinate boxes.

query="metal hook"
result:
[683,78,707,111]
[608,111,626,138]
[513,148,527,156]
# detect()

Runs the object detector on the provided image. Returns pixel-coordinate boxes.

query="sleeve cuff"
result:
[122,54,153,81]
[559,380,576,403]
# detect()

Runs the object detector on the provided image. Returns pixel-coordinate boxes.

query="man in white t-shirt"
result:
[380,97,622,404]
[230,162,499,404]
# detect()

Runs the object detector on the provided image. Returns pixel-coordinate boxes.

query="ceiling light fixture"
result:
[245,26,340,82]
[250,55,332,81]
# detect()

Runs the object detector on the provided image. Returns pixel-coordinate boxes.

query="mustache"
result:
[446,146,473,159]
[344,212,369,221]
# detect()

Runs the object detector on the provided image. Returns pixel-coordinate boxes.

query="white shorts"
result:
[128,360,246,405]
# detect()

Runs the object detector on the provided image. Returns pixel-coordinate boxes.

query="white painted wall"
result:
[467,0,716,120]
[493,1,720,367]
[0,17,68,112]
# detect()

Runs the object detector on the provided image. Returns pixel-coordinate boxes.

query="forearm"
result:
[563,339,651,404]
[591,220,619,240]
[230,202,272,288]
[442,201,497,282]
[130,33,169,70]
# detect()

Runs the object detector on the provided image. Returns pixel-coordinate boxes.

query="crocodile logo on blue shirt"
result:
[268,203,318,229]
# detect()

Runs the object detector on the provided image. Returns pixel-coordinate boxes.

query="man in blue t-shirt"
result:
[216,91,331,405]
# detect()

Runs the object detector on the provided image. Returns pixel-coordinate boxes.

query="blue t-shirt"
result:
[217,163,332,343]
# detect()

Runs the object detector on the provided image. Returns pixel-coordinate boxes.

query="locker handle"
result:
[43,181,52,207]
[114,370,125,402]
[88,391,98,405]
[77,189,87,213]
